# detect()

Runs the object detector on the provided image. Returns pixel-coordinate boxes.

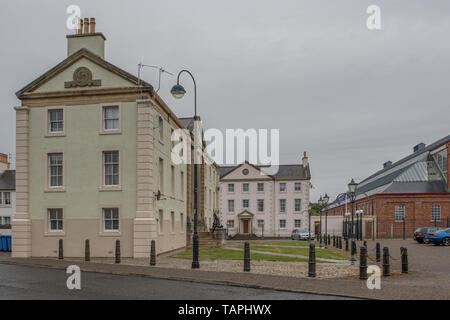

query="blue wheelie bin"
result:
[0,236,5,251]
[6,236,11,252]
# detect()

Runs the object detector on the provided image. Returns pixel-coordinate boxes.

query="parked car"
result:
[291,229,315,240]
[414,227,439,243]
[425,228,450,246]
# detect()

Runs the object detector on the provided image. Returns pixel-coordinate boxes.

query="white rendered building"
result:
[219,153,311,238]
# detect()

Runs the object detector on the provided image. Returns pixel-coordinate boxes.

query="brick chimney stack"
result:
[0,153,10,171]
[302,151,309,168]
[67,17,106,58]
[90,18,96,33]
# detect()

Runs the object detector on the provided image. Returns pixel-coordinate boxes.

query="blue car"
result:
[425,228,450,246]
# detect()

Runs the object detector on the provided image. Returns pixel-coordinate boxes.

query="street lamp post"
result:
[348,179,357,240]
[318,196,323,247]
[348,179,358,263]
[171,70,200,269]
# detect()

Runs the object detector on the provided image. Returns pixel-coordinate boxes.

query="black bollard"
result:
[376,242,381,262]
[350,240,357,264]
[308,242,316,278]
[85,239,90,262]
[333,235,336,247]
[150,240,156,266]
[383,247,390,276]
[115,240,121,264]
[339,236,342,249]
[244,241,251,272]
[328,234,331,246]
[359,246,368,280]
[363,240,367,248]
[401,247,408,274]
[345,238,349,251]
[58,239,64,260]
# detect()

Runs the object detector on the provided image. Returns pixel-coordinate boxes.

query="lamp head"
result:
[171,84,186,99]
[348,178,357,193]
[318,196,323,206]
[323,193,329,204]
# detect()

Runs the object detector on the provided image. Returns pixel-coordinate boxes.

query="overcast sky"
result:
[1,0,449,202]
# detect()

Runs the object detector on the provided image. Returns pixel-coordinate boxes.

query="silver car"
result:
[291,229,315,240]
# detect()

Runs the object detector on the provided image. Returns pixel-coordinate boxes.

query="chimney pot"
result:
[90,18,96,33]
[83,18,90,34]
[78,18,83,35]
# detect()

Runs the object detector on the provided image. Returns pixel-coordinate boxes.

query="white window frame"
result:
[242,183,249,193]
[158,210,164,234]
[180,213,184,233]
[279,183,286,193]
[228,200,235,213]
[242,199,249,209]
[280,199,286,213]
[3,216,11,226]
[257,199,264,212]
[180,171,184,200]
[47,152,64,189]
[228,184,235,193]
[394,205,405,222]
[102,207,120,232]
[171,165,175,196]
[294,183,302,192]
[170,211,175,233]
[227,220,234,229]
[257,183,264,193]
[100,104,121,134]
[48,208,64,232]
[257,220,265,228]
[431,205,441,222]
[294,219,302,228]
[102,151,120,187]
[158,116,164,142]
[294,199,301,212]
[279,219,287,229]
[46,107,65,137]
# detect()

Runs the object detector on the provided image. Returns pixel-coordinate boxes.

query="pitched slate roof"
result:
[327,135,449,208]
[0,170,15,190]
[219,163,311,180]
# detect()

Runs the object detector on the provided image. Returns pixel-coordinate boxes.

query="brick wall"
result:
[324,194,450,238]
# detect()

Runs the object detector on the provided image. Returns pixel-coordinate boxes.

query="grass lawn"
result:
[234,244,348,261]
[171,247,331,263]
[249,241,310,247]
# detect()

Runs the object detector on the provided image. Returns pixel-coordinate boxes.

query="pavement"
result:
[0,263,352,300]
[0,239,448,300]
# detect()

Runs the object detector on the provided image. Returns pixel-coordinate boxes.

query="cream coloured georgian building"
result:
[219,154,311,238]
[12,19,190,258]
[179,117,220,244]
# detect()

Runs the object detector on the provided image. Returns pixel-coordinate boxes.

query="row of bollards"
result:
[358,242,409,279]
[57,239,158,266]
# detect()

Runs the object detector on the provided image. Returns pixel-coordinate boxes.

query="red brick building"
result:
[325,135,450,239]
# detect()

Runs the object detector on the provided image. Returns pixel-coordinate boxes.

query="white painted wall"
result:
[0,190,15,236]
[220,163,310,237]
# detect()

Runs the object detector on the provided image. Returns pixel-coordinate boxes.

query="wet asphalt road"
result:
[0,263,351,300]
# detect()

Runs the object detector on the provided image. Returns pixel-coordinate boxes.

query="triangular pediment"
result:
[16,48,152,98]
[237,210,254,218]
[221,161,273,180]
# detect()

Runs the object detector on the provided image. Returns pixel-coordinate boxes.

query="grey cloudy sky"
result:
[0,0,449,202]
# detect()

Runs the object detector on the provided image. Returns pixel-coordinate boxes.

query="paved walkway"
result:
[0,240,448,300]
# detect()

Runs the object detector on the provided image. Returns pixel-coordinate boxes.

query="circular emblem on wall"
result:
[242,169,249,175]
[64,67,102,88]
